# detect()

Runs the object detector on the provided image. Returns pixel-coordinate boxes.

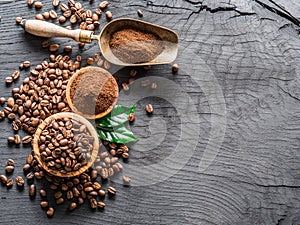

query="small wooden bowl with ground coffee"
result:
[66,67,118,120]
[32,112,100,178]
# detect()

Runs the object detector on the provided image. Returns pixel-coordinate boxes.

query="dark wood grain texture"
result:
[0,0,300,224]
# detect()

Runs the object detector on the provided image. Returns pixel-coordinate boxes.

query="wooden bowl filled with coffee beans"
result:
[32,112,100,178]
[66,67,119,120]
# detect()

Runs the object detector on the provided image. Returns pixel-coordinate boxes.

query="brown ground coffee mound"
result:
[109,28,164,64]
[69,67,118,117]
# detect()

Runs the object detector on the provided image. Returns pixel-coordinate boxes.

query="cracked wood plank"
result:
[0,0,300,224]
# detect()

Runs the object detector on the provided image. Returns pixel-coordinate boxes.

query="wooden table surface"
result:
[1,0,300,224]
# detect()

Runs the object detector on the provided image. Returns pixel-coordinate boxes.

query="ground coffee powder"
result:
[69,67,118,117]
[109,28,164,64]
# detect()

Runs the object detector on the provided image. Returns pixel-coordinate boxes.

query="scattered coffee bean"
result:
[14,134,21,144]
[137,9,143,17]
[0,175,8,184]
[7,136,14,143]
[16,17,23,24]
[122,152,129,159]
[12,71,20,80]
[29,184,36,198]
[60,3,69,12]
[49,10,58,19]
[52,0,60,7]
[40,201,49,208]
[6,178,13,188]
[5,77,13,84]
[97,201,105,209]
[107,186,116,195]
[56,197,64,205]
[99,1,108,9]
[23,163,31,172]
[90,198,97,209]
[49,44,60,52]
[42,11,50,19]
[16,176,25,188]
[122,175,131,185]
[23,61,31,68]
[27,0,34,6]
[86,57,94,65]
[46,207,55,217]
[68,202,77,211]
[145,104,153,114]
[105,11,112,20]
[58,16,66,23]
[128,113,135,122]
[22,135,32,144]
[34,1,43,9]
[172,63,179,73]
[151,83,157,89]
[40,189,47,198]
[6,159,14,166]
[64,45,72,52]
[0,97,5,105]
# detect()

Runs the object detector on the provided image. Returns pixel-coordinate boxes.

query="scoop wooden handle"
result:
[20,19,93,43]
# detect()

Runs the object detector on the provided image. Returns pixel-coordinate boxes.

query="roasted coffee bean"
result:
[35,14,44,21]
[59,16,66,23]
[128,113,135,122]
[42,11,50,19]
[105,11,112,20]
[110,149,116,156]
[16,17,23,24]
[78,42,85,48]
[104,60,111,69]
[95,8,102,15]
[49,44,60,52]
[40,201,49,208]
[5,165,14,173]
[77,197,84,205]
[49,10,58,19]
[26,154,34,164]
[63,10,72,18]
[107,186,116,195]
[64,45,72,52]
[0,175,8,184]
[29,184,36,198]
[84,186,94,192]
[137,9,143,17]
[54,191,63,199]
[151,82,157,89]
[0,97,5,105]
[60,3,69,12]
[145,104,153,114]
[12,71,20,80]
[56,197,64,205]
[7,113,16,120]
[14,134,21,144]
[5,77,13,84]
[86,57,94,65]
[6,159,14,166]
[27,0,34,6]
[26,172,34,182]
[22,135,32,144]
[16,176,25,188]
[92,14,98,21]
[23,61,31,68]
[40,189,47,198]
[53,0,60,7]
[23,163,31,172]
[66,190,73,200]
[46,207,55,217]
[115,162,123,170]
[122,83,129,91]
[98,189,106,197]
[97,201,105,209]
[34,1,43,9]
[89,198,97,209]
[101,168,108,179]
[70,14,77,23]
[172,63,179,73]
[108,168,114,177]
[6,178,13,188]
[99,1,108,9]
[68,202,77,211]
[122,175,131,185]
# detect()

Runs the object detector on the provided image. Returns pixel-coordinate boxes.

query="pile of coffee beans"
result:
[38,117,94,174]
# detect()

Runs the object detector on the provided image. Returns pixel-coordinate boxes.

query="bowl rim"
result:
[32,112,100,178]
[66,66,119,120]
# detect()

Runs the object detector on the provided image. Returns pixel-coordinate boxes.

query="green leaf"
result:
[95,104,139,144]
[97,125,140,144]
[96,104,136,128]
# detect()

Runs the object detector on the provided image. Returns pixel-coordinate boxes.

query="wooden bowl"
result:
[66,67,119,120]
[32,112,100,178]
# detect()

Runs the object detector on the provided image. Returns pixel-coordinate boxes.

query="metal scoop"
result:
[20,18,178,66]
